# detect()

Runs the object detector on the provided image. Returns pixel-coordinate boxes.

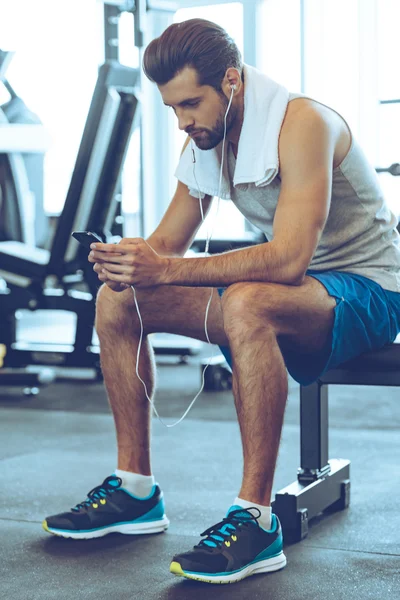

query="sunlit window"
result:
[302,0,361,137]
[258,0,301,91]
[377,0,400,218]
[0,0,102,215]
[117,10,142,223]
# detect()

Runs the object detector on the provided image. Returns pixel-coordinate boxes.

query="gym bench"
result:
[272,340,400,542]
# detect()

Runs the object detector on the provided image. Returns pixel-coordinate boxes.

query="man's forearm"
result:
[164,242,303,287]
[145,235,183,258]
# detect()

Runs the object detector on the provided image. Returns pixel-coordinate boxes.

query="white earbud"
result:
[230,84,237,91]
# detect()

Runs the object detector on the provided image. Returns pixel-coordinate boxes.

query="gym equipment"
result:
[0,61,140,392]
[0,49,49,248]
[271,341,400,542]
[375,162,400,176]
[202,354,233,391]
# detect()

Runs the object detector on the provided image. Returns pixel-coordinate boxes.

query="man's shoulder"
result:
[279,99,331,158]
[283,98,328,131]
[281,98,350,169]
[282,97,344,139]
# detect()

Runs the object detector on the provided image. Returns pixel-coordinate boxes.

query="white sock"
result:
[234,496,272,531]
[114,469,156,499]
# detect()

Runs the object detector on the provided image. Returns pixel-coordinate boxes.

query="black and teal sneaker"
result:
[42,475,169,539]
[170,505,286,584]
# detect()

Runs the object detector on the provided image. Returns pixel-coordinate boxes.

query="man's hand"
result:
[88,242,128,292]
[88,237,170,291]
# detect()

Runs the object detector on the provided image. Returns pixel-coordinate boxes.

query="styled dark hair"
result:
[142,18,243,93]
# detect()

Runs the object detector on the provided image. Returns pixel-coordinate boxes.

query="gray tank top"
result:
[227,93,400,292]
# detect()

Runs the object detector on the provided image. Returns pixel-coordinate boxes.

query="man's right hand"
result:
[88,252,130,292]
[100,276,130,293]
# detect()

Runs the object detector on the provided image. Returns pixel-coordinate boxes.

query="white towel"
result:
[174,63,289,200]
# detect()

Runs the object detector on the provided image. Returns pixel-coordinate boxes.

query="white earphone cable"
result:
[130,86,235,428]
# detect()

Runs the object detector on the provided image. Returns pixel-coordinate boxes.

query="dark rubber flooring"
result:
[1,325,399,598]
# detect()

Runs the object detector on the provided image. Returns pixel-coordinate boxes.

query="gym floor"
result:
[0,311,399,599]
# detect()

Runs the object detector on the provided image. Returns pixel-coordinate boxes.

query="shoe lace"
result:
[195,507,261,550]
[71,476,122,512]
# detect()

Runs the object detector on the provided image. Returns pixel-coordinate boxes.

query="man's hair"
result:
[142,18,243,93]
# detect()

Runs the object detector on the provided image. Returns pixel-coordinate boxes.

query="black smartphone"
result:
[71,231,103,249]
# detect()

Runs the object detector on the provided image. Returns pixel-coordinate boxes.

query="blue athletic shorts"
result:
[217,270,400,386]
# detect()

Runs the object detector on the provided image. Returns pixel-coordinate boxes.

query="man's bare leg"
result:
[96,321,156,475]
[95,284,228,476]
[226,324,288,506]
[221,278,336,507]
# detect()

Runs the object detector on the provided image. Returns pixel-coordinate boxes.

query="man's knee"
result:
[95,283,136,334]
[221,282,281,337]
[221,282,281,319]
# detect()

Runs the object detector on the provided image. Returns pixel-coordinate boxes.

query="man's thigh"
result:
[97,283,230,346]
[219,276,337,356]
[271,275,337,356]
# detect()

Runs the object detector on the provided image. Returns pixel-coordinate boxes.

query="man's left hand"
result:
[89,238,170,288]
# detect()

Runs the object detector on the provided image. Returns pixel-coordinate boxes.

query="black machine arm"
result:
[376,163,400,176]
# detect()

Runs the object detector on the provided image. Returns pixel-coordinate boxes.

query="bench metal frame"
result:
[272,344,400,542]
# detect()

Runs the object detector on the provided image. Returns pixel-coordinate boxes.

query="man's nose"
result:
[177,110,194,132]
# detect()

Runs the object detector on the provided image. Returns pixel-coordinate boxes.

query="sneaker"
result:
[42,475,169,539]
[170,506,286,584]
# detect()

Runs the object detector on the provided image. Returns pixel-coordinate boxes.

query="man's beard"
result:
[187,94,237,151]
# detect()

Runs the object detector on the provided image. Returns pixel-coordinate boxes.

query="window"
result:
[302,0,361,137]
[301,0,399,218]
[116,10,142,232]
[0,1,143,235]
[377,0,400,218]
[258,0,302,92]
[0,0,103,215]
